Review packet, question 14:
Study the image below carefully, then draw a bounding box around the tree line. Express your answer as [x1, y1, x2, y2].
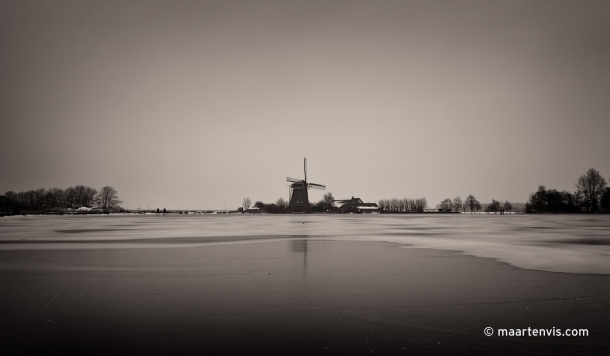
[431, 168, 609, 214]
[0, 185, 122, 215]
[377, 198, 428, 212]
[526, 168, 609, 213]
[436, 196, 513, 213]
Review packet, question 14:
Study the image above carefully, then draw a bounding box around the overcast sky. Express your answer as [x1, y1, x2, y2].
[1, 0, 609, 209]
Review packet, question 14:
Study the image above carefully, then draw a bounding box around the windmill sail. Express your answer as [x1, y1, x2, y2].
[308, 183, 326, 190]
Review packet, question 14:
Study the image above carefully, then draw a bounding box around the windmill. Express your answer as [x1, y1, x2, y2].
[286, 158, 326, 212]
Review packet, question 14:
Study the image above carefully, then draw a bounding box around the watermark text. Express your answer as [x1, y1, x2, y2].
[484, 327, 588, 337]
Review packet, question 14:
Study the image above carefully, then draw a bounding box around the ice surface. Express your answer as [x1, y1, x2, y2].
[1, 214, 609, 274]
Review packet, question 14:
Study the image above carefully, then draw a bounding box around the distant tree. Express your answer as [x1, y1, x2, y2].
[64, 187, 76, 208]
[486, 199, 500, 213]
[42, 190, 51, 208]
[575, 168, 607, 212]
[275, 197, 287, 212]
[19, 190, 34, 209]
[74, 185, 87, 207]
[397, 198, 403, 212]
[242, 197, 251, 211]
[439, 198, 452, 211]
[377, 197, 427, 213]
[601, 187, 610, 213]
[561, 191, 578, 213]
[492, 199, 500, 212]
[98, 186, 122, 210]
[254, 201, 265, 210]
[310, 200, 326, 213]
[35, 188, 46, 208]
[452, 197, 463, 213]
[16, 191, 24, 207]
[322, 192, 334, 212]
[3, 191, 18, 214]
[503, 201, 513, 213]
[404, 198, 412, 212]
[416, 197, 427, 212]
[0, 195, 9, 215]
[84, 187, 97, 207]
[4, 191, 17, 203]
[465, 195, 476, 213]
[391, 198, 398, 212]
[474, 200, 482, 213]
[573, 191, 585, 209]
[546, 189, 567, 213]
[265, 203, 280, 213]
[528, 185, 547, 213]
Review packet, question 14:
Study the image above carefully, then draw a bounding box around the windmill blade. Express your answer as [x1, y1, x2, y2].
[286, 177, 301, 183]
[304, 157, 307, 182]
[308, 183, 326, 190]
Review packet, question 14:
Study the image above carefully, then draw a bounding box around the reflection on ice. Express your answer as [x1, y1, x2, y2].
[1, 214, 609, 274]
[290, 239, 308, 275]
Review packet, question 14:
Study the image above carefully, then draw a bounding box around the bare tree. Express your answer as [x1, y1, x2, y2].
[98, 186, 122, 210]
[465, 195, 476, 213]
[322, 192, 334, 211]
[84, 187, 97, 207]
[378, 197, 427, 212]
[74, 185, 87, 207]
[414, 197, 427, 212]
[243, 197, 251, 211]
[41, 187, 61, 208]
[23, 190, 35, 207]
[503, 201, 513, 213]
[453, 196, 463, 213]
[274, 197, 288, 213]
[439, 198, 452, 211]
[35, 188, 46, 208]
[64, 187, 75, 208]
[474, 200, 482, 213]
[44, 189, 55, 208]
[486, 199, 500, 213]
[575, 168, 607, 212]
[275, 197, 287, 208]
[4, 191, 16, 202]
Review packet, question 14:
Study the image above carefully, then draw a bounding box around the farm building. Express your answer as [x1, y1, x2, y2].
[333, 197, 380, 213]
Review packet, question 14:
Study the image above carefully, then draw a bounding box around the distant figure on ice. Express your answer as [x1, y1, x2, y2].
[163, 208, 166, 216]
[156, 208, 160, 216]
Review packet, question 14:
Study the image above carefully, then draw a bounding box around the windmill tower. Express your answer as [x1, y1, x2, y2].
[286, 158, 326, 212]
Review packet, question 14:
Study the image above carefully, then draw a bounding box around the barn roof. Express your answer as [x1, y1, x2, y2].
[333, 197, 373, 208]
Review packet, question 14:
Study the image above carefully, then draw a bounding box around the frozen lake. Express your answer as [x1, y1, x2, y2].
[1, 214, 609, 275]
[2, 213, 609, 355]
